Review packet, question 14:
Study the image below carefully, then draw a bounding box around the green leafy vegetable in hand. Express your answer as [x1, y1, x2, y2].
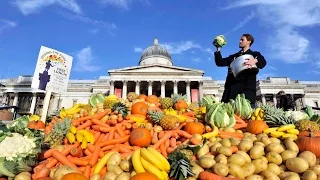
[213, 35, 227, 48]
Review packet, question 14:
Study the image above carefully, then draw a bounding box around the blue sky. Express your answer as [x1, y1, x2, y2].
[0, 0, 320, 81]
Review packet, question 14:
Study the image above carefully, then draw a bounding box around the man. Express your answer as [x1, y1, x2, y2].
[214, 34, 267, 107]
[278, 91, 294, 111]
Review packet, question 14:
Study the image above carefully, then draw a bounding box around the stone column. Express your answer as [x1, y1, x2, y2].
[173, 81, 178, 94]
[29, 93, 37, 114]
[273, 94, 277, 107]
[109, 81, 115, 95]
[12, 93, 19, 112]
[122, 81, 127, 99]
[148, 81, 153, 96]
[186, 81, 191, 102]
[1, 92, 7, 105]
[161, 81, 166, 98]
[302, 94, 306, 107]
[199, 81, 204, 101]
[135, 80, 140, 95]
[261, 94, 266, 105]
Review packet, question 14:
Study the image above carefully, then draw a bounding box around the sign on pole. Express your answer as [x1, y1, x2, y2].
[31, 46, 73, 122]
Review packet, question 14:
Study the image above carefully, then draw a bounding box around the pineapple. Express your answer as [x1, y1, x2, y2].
[295, 119, 320, 131]
[171, 93, 187, 104]
[112, 102, 129, 118]
[261, 105, 294, 127]
[160, 97, 173, 109]
[45, 118, 71, 148]
[104, 99, 117, 109]
[148, 110, 179, 130]
[168, 149, 195, 180]
[127, 92, 138, 102]
[188, 102, 199, 112]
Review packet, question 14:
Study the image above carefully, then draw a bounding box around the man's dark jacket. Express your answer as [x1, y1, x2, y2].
[214, 49, 267, 104]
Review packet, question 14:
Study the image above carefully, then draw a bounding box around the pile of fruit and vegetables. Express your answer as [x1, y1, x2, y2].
[1, 92, 320, 180]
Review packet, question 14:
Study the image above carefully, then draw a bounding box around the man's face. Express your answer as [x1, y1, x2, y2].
[239, 36, 251, 48]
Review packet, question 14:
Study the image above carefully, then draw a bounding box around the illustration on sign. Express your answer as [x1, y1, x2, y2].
[31, 46, 73, 94]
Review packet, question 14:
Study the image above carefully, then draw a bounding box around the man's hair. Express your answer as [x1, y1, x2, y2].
[242, 33, 254, 46]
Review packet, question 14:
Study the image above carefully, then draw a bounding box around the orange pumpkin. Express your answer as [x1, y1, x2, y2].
[129, 128, 152, 147]
[131, 102, 149, 116]
[174, 100, 188, 111]
[35, 178, 53, 180]
[184, 121, 205, 135]
[297, 130, 320, 157]
[246, 120, 268, 134]
[61, 173, 87, 180]
[130, 172, 159, 180]
[146, 95, 159, 103]
[138, 94, 147, 100]
[298, 130, 320, 137]
[28, 120, 45, 130]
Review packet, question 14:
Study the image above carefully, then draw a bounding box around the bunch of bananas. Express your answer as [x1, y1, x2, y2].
[164, 108, 187, 122]
[264, 124, 299, 140]
[132, 147, 170, 180]
[66, 126, 95, 149]
[251, 107, 264, 120]
[60, 104, 82, 119]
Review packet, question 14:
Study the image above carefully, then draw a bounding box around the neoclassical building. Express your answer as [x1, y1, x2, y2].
[0, 38, 320, 116]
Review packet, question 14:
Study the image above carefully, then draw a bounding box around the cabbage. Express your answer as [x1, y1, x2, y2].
[285, 111, 309, 122]
[213, 35, 227, 47]
[231, 94, 253, 119]
[205, 102, 235, 128]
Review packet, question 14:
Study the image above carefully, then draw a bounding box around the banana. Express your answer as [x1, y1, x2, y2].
[66, 132, 75, 144]
[140, 148, 165, 171]
[282, 133, 298, 140]
[132, 149, 145, 173]
[81, 138, 88, 149]
[202, 125, 218, 139]
[89, 133, 95, 144]
[140, 157, 164, 180]
[251, 116, 256, 120]
[76, 132, 83, 143]
[161, 171, 169, 180]
[65, 108, 81, 115]
[78, 130, 91, 142]
[147, 147, 170, 171]
[254, 108, 261, 117]
[270, 131, 285, 138]
[278, 124, 296, 132]
[256, 116, 262, 120]
[59, 108, 67, 119]
[264, 127, 279, 134]
[287, 129, 299, 135]
[69, 126, 77, 134]
[66, 103, 81, 112]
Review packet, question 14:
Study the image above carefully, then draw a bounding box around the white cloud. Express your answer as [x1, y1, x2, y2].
[192, 58, 201, 63]
[74, 46, 101, 72]
[13, 0, 82, 15]
[161, 41, 201, 54]
[97, 0, 150, 9]
[0, 19, 18, 33]
[134, 47, 143, 53]
[224, 11, 256, 35]
[89, 29, 99, 34]
[223, 0, 320, 64]
[258, 72, 276, 80]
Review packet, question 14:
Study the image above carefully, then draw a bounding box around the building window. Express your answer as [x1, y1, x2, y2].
[73, 99, 78, 106]
[314, 101, 319, 108]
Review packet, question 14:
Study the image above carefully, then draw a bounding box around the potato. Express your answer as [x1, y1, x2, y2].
[130, 171, 137, 177]
[192, 134, 203, 141]
[243, 132, 252, 137]
[279, 164, 287, 172]
[281, 150, 298, 161]
[266, 152, 282, 165]
[261, 136, 271, 146]
[186, 177, 197, 180]
[238, 140, 253, 152]
[254, 142, 265, 147]
[250, 145, 265, 159]
[197, 144, 209, 158]
[256, 133, 268, 141]
[198, 157, 216, 169]
[107, 165, 123, 175]
[284, 139, 299, 152]
[311, 165, 320, 175]
[236, 151, 251, 163]
[266, 143, 285, 153]
[90, 174, 101, 180]
[302, 170, 317, 180]
[115, 172, 130, 180]
[50, 168, 56, 179]
[228, 163, 245, 179]
[230, 139, 241, 146]
[53, 165, 77, 180]
[210, 143, 222, 152]
[107, 153, 121, 166]
[201, 154, 215, 159]
[221, 138, 231, 147]
[208, 137, 217, 143]
[119, 160, 132, 172]
[228, 154, 246, 166]
[224, 127, 235, 132]
[103, 172, 118, 180]
[217, 147, 232, 156]
[285, 157, 309, 173]
[215, 154, 228, 165]
[249, 135, 258, 142]
[267, 163, 281, 175]
[279, 172, 299, 180]
[261, 156, 268, 164]
[14, 172, 31, 180]
[213, 163, 229, 177]
[260, 170, 280, 180]
[191, 163, 204, 178]
[252, 159, 268, 174]
[299, 151, 317, 167]
[242, 162, 256, 177]
[246, 175, 264, 180]
[269, 138, 281, 144]
[317, 158, 320, 165]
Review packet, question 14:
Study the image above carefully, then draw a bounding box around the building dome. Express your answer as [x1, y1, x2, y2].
[139, 38, 173, 66]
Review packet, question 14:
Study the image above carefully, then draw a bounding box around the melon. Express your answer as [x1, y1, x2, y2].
[90, 93, 105, 107]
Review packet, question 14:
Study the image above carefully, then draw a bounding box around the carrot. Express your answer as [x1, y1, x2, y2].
[83, 165, 91, 179]
[153, 131, 173, 149]
[115, 125, 125, 137]
[119, 146, 131, 153]
[100, 127, 111, 133]
[84, 149, 93, 156]
[114, 132, 120, 139]
[101, 145, 115, 152]
[51, 150, 78, 170]
[160, 144, 167, 157]
[94, 131, 101, 142]
[166, 147, 175, 154]
[33, 163, 46, 173]
[87, 144, 104, 158]
[176, 130, 192, 139]
[230, 146, 238, 153]
[88, 146, 101, 167]
[218, 131, 244, 139]
[234, 114, 246, 124]
[190, 137, 202, 145]
[199, 171, 240, 180]
[100, 166, 107, 177]
[92, 118, 110, 128]
[121, 151, 134, 159]
[45, 143, 79, 168]
[152, 132, 158, 144]
[95, 134, 105, 146]
[76, 120, 92, 130]
[70, 147, 83, 158]
[78, 166, 86, 172]
[178, 122, 186, 130]
[33, 167, 50, 179]
[99, 135, 130, 147]
[233, 123, 247, 130]
[158, 131, 165, 139]
[77, 116, 94, 123]
[107, 127, 115, 140]
[94, 109, 111, 120]
[42, 148, 57, 159]
[182, 111, 196, 117]
[67, 155, 89, 166]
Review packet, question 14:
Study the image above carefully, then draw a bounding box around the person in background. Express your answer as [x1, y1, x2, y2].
[278, 91, 294, 111]
[214, 33, 267, 108]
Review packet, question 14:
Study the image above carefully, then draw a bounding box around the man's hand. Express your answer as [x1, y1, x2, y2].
[244, 57, 258, 68]
[215, 46, 221, 52]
